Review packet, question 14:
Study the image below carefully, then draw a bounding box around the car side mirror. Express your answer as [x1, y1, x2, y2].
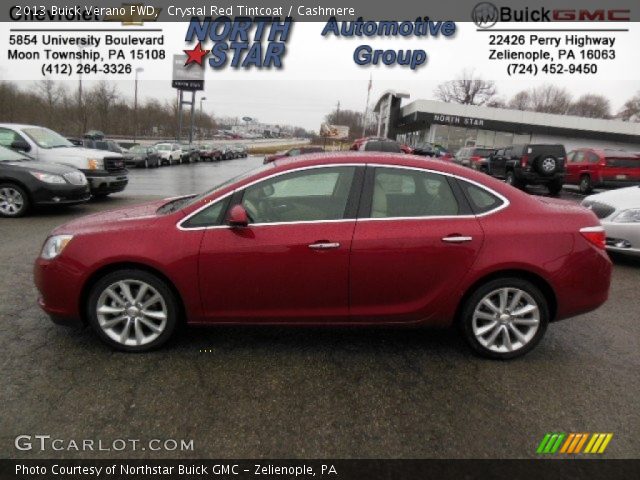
[228, 205, 249, 227]
[11, 140, 31, 152]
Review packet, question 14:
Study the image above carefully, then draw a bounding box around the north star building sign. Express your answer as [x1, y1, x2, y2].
[432, 114, 485, 127]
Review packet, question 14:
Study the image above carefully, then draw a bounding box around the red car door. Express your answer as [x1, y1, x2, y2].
[349, 166, 485, 324]
[565, 150, 588, 184]
[197, 165, 362, 322]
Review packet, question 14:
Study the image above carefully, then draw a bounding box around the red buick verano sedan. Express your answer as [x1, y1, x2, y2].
[34, 153, 612, 359]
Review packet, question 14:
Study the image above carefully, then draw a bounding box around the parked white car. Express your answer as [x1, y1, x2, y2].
[154, 143, 181, 166]
[0, 124, 128, 197]
[582, 186, 640, 257]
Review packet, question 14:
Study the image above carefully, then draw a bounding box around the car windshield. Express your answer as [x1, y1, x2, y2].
[156, 144, 170, 151]
[0, 145, 32, 162]
[22, 127, 73, 149]
[157, 163, 275, 214]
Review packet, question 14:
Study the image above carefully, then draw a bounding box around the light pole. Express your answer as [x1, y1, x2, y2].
[199, 96, 207, 139]
[133, 67, 144, 143]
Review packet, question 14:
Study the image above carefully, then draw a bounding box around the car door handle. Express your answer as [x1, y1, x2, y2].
[442, 235, 473, 243]
[308, 241, 341, 250]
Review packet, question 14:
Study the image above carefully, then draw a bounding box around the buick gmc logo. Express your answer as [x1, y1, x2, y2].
[471, 2, 630, 27]
[472, 2, 499, 29]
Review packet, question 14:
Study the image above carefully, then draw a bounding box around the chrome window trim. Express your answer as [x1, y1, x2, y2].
[176, 162, 510, 231]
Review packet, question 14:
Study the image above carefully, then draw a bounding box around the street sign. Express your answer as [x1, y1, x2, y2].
[172, 54, 204, 91]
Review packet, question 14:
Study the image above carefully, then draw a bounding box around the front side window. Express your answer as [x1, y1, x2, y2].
[181, 197, 230, 228]
[241, 167, 356, 224]
[0, 128, 22, 148]
[370, 168, 459, 218]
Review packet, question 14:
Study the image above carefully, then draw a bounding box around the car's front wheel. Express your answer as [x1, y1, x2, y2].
[87, 269, 179, 352]
[0, 183, 29, 217]
[505, 170, 522, 189]
[460, 278, 549, 360]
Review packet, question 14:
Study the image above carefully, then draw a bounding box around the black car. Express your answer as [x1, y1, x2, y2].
[488, 144, 566, 195]
[0, 146, 90, 217]
[360, 140, 402, 153]
[127, 145, 160, 168]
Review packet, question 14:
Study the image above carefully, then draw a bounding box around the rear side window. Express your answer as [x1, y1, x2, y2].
[370, 168, 459, 218]
[459, 180, 505, 214]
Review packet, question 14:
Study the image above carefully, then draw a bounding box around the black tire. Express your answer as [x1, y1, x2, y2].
[547, 179, 563, 196]
[87, 269, 179, 352]
[144, 158, 149, 169]
[92, 193, 110, 199]
[536, 155, 558, 176]
[460, 277, 549, 360]
[579, 175, 593, 194]
[0, 183, 30, 218]
[505, 170, 522, 189]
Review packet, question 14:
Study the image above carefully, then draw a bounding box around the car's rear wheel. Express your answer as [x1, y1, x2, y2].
[87, 269, 179, 352]
[0, 183, 29, 218]
[505, 170, 522, 189]
[547, 179, 563, 196]
[579, 175, 593, 194]
[461, 278, 549, 360]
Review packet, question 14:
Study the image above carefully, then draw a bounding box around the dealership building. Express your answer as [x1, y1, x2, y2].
[374, 91, 640, 154]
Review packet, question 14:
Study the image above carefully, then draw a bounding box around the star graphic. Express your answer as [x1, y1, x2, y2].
[183, 42, 210, 66]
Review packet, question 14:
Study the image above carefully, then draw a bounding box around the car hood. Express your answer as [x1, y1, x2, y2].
[584, 186, 640, 209]
[53, 198, 178, 234]
[45, 146, 123, 159]
[1, 160, 79, 174]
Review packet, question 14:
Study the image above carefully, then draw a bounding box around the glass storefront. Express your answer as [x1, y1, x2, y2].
[399, 123, 532, 153]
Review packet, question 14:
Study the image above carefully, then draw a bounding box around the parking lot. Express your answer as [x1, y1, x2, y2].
[1, 156, 638, 459]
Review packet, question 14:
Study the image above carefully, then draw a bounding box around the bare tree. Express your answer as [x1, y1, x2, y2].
[528, 85, 572, 114]
[567, 94, 611, 119]
[434, 69, 497, 106]
[508, 91, 532, 111]
[618, 91, 640, 122]
[89, 81, 120, 132]
[35, 80, 62, 124]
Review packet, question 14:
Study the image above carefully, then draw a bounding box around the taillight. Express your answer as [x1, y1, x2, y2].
[580, 226, 606, 250]
[521, 155, 529, 168]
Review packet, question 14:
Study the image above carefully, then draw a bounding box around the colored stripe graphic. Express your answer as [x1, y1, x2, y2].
[585, 433, 613, 454]
[537, 433, 565, 454]
[540, 433, 613, 455]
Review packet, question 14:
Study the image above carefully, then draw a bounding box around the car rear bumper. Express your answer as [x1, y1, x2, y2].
[602, 221, 640, 256]
[595, 179, 640, 188]
[516, 170, 564, 185]
[32, 183, 91, 206]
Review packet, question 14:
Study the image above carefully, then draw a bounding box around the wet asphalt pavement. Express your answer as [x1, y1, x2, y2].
[0, 156, 638, 459]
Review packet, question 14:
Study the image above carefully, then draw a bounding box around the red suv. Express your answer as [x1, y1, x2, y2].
[565, 148, 640, 193]
[34, 154, 611, 359]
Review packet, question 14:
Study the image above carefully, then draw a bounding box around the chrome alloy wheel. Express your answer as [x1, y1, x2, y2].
[472, 287, 540, 353]
[0, 187, 25, 216]
[96, 280, 168, 347]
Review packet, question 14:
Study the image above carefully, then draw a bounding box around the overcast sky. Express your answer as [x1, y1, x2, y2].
[30, 77, 639, 132]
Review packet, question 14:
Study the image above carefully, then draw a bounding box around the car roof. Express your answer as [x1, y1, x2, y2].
[579, 148, 639, 158]
[0, 123, 45, 130]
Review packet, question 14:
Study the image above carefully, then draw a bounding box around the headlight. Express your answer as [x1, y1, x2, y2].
[63, 171, 88, 186]
[88, 159, 99, 170]
[41, 235, 74, 260]
[612, 208, 640, 223]
[30, 171, 65, 184]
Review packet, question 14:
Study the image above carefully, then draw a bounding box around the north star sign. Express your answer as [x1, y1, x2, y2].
[432, 114, 485, 127]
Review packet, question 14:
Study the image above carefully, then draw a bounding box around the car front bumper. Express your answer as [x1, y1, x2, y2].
[82, 169, 129, 194]
[602, 221, 640, 257]
[34, 257, 84, 327]
[31, 183, 91, 206]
